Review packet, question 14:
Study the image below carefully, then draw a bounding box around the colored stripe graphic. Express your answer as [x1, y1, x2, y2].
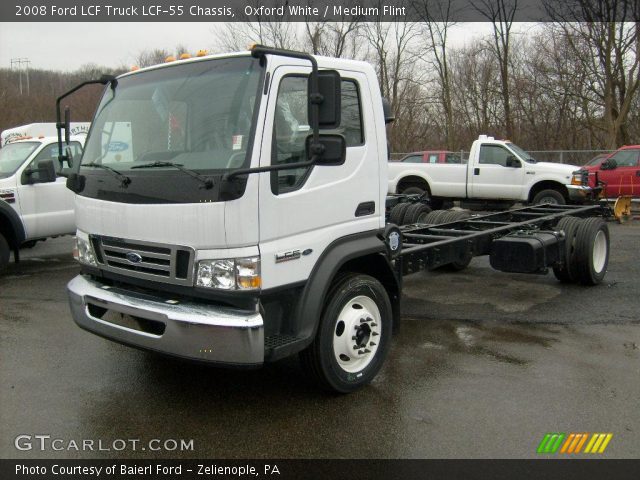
[585, 433, 614, 454]
[539, 433, 612, 454]
[537, 433, 565, 454]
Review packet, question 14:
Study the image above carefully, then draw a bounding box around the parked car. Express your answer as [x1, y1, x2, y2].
[388, 135, 580, 208]
[397, 150, 464, 164]
[0, 134, 84, 271]
[568, 145, 640, 201]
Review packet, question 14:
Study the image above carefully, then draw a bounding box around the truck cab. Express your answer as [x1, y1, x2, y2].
[66, 47, 395, 392]
[0, 136, 84, 270]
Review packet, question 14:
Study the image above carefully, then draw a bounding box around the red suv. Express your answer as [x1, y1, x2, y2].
[568, 145, 640, 201]
[398, 150, 463, 164]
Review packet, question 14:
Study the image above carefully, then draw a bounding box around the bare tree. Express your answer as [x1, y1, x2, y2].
[362, 14, 419, 151]
[412, 0, 457, 149]
[473, 0, 518, 139]
[135, 49, 170, 68]
[216, 0, 299, 51]
[545, 0, 640, 147]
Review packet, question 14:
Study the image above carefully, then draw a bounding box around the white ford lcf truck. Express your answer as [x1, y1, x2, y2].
[0, 134, 84, 271]
[388, 136, 580, 208]
[63, 46, 611, 392]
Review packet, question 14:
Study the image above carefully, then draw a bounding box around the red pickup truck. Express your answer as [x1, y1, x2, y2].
[398, 150, 463, 164]
[568, 145, 640, 201]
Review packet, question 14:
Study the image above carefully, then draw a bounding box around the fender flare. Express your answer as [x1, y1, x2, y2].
[294, 230, 399, 346]
[526, 178, 570, 202]
[0, 199, 26, 249]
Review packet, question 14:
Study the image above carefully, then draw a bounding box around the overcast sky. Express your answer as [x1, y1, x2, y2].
[0, 22, 517, 71]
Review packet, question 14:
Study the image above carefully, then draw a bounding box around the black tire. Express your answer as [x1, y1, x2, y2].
[403, 203, 432, 225]
[572, 218, 610, 285]
[299, 273, 393, 393]
[402, 186, 426, 196]
[389, 202, 411, 225]
[552, 216, 581, 283]
[0, 233, 10, 273]
[421, 210, 445, 225]
[533, 189, 566, 205]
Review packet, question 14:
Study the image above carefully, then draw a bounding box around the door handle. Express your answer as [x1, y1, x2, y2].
[474, 168, 480, 175]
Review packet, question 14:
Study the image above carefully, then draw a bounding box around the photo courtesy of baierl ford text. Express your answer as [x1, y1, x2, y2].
[1, 1, 639, 479]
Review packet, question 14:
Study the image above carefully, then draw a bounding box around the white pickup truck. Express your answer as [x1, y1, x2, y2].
[0, 134, 85, 271]
[388, 135, 580, 208]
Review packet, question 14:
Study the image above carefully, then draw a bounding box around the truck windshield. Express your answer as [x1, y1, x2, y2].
[78, 56, 263, 203]
[507, 143, 537, 164]
[0, 142, 40, 178]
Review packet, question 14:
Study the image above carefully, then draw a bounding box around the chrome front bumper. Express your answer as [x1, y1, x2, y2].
[67, 275, 264, 365]
[567, 184, 601, 202]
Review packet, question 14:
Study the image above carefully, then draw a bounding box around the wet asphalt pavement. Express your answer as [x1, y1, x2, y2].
[1, 223, 639, 459]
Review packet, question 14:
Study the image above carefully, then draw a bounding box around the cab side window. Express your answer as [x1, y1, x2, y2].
[401, 154, 423, 163]
[25, 142, 83, 182]
[609, 149, 639, 167]
[479, 145, 512, 167]
[271, 76, 364, 194]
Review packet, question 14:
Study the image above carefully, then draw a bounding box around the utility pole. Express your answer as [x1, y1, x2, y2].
[10, 58, 31, 95]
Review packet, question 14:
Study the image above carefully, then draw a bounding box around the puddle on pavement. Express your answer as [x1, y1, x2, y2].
[396, 317, 559, 367]
[403, 271, 562, 313]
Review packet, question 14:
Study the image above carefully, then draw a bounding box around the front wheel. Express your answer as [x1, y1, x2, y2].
[299, 274, 393, 393]
[533, 189, 566, 205]
[0, 233, 10, 273]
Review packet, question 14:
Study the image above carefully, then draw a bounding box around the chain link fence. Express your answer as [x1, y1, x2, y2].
[390, 150, 615, 166]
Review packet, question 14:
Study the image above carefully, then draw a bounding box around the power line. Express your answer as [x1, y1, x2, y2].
[11, 58, 31, 95]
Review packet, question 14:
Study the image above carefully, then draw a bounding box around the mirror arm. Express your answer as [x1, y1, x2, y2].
[56, 75, 117, 163]
[224, 156, 318, 181]
[250, 45, 321, 151]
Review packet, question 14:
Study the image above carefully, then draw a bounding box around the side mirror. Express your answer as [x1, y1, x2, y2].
[310, 70, 341, 129]
[306, 134, 346, 166]
[66, 173, 86, 193]
[25, 159, 57, 184]
[506, 156, 521, 168]
[601, 159, 617, 170]
[382, 97, 395, 124]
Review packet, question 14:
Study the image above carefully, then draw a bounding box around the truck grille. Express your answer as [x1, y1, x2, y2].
[91, 236, 194, 286]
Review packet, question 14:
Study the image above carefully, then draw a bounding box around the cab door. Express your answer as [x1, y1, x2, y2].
[599, 148, 640, 197]
[257, 65, 380, 290]
[17, 142, 80, 239]
[468, 144, 525, 199]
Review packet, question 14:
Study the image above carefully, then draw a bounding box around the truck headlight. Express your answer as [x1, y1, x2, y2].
[571, 170, 588, 186]
[73, 233, 97, 266]
[196, 257, 261, 290]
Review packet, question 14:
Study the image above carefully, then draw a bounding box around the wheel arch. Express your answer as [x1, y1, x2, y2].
[0, 200, 26, 259]
[528, 180, 569, 203]
[397, 175, 431, 195]
[294, 231, 401, 349]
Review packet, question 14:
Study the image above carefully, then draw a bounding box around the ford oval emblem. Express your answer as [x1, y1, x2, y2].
[126, 252, 143, 264]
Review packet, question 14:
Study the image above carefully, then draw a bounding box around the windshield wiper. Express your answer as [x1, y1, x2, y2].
[131, 161, 213, 189]
[82, 162, 131, 187]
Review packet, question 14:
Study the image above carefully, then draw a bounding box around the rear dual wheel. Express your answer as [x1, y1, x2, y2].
[388, 202, 432, 225]
[553, 217, 609, 285]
